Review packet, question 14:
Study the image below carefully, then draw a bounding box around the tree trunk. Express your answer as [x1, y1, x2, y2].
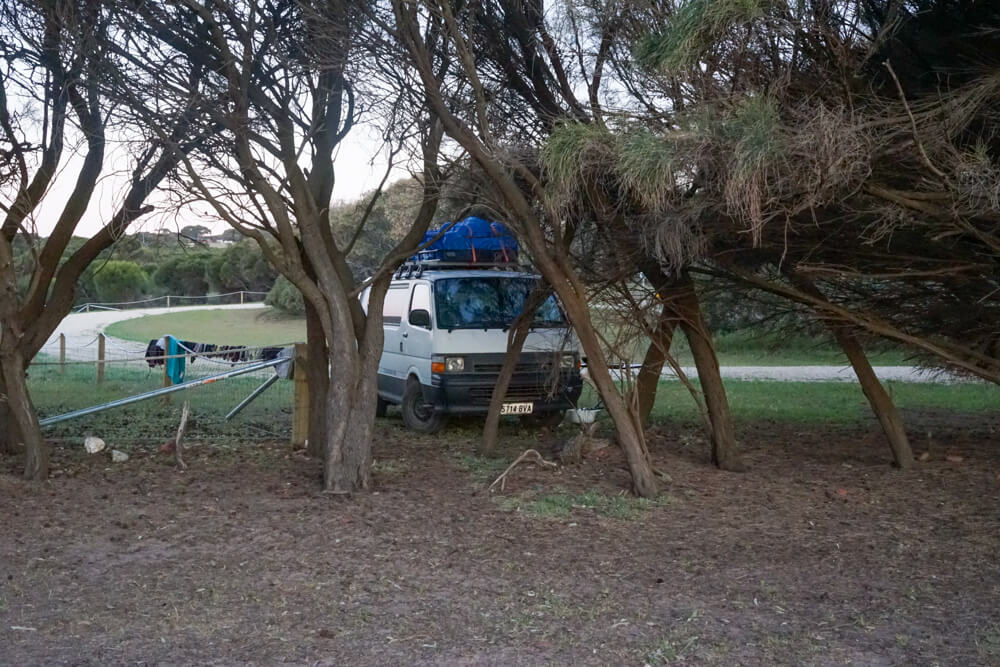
[0, 348, 47, 480]
[304, 301, 328, 459]
[482, 283, 552, 455]
[634, 304, 678, 428]
[481, 321, 531, 455]
[0, 372, 23, 456]
[557, 285, 659, 497]
[321, 355, 376, 493]
[670, 276, 744, 471]
[789, 273, 914, 468]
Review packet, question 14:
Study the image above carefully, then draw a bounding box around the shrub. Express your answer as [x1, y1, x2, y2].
[266, 275, 305, 316]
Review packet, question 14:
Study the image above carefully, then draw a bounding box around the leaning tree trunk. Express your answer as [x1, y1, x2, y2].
[670, 276, 744, 471]
[482, 284, 552, 454]
[304, 301, 329, 459]
[0, 347, 47, 480]
[635, 304, 678, 428]
[789, 273, 913, 468]
[553, 280, 659, 497]
[482, 318, 532, 455]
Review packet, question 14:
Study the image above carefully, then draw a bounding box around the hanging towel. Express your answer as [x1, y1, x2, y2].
[166, 335, 186, 384]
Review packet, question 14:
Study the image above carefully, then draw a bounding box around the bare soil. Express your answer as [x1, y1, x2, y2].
[2, 411, 999, 665]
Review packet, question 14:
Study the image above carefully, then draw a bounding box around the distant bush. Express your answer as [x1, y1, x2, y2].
[153, 253, 212, 296]
[266, 275, 305, 316]
[93, 260, 148, 303]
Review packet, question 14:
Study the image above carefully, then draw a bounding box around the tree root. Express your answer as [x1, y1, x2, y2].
[488, 448, 557, 493]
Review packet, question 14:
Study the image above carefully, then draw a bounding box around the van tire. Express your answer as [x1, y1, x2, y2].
[402, 378, 445, 433]
[375, 396, 389, 418]
[520, 410, 565, 429]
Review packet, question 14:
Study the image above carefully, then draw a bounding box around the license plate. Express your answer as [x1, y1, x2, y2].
[500, 402, 534, 415]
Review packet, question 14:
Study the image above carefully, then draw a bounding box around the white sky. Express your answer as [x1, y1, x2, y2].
[31, 121, 409, 238]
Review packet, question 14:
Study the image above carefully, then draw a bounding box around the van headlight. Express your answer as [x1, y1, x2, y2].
[445, 356, 465, 372]
[560, 353, 577, 369]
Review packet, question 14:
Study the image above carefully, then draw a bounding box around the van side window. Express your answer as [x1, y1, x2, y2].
[383, 284, 410, 326]
[410, 283, 430, 316]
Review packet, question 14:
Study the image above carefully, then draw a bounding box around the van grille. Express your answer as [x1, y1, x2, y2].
[467, 384, 557, 405]
[472, 360, 553, 374]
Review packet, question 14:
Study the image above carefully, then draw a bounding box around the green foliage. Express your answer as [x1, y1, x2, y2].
[153, 253, 213, 296]
[331, 178, 426, 277]
[265, 275, 305, 316]
[720, 96, 786, 172]
[636, 0, 772, 72]
[541, 121, 615, 187]
[617, 128, 682, 206]
[92, 260, 148, 303]
[209, 240, 277, 292]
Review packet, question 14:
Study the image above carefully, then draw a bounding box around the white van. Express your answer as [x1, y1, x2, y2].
[361, 265, 583, 433]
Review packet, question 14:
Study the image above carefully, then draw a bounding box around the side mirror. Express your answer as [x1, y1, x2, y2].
[408, 308, 431, 328]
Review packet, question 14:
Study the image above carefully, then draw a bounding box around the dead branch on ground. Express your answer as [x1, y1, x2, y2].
[488, 449, 557, 493]
[174, 401, 189, 470]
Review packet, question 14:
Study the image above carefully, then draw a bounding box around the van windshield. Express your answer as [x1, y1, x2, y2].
[433, 277, 566, 330]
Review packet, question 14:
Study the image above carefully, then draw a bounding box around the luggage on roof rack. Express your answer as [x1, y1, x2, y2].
[412, 216, 518, 265]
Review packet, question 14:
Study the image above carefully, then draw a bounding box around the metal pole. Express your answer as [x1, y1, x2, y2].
[225, 374, 279, 421]
[59, 334, 66, 375]
[39, 357, 286, 427]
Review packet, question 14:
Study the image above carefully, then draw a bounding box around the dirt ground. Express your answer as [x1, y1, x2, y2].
[2, 411, 999, 666]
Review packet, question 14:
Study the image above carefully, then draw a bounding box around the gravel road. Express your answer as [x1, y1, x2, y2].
[40, 303, 267, 362]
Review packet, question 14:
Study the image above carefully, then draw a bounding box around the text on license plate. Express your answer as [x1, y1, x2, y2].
[500, 402, 534, 415]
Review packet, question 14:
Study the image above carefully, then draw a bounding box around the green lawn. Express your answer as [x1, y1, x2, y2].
[105, 308, 306, 347]
[579, 379, 1000, 424]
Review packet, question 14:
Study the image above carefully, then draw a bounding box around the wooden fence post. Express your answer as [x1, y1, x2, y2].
[162, 350, 172, 405]
[240, 291, 245, 305]
[166, 295, 171, 309]
[59, 334, 66, 375]
[97, 334, 105, 384]
[291, 342, 309, 449]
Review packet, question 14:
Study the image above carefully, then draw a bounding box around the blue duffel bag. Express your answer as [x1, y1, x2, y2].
[414, 216, 518, 264]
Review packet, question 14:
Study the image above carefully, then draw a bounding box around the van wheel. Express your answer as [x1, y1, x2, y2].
[375, 396, 389, 418]
[402, 378, 445, 433]
[520, 410, 564, 429]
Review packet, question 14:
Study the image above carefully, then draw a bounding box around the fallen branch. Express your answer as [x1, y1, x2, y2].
[174, 401, 190, 470]
[488, 449, 557, 493]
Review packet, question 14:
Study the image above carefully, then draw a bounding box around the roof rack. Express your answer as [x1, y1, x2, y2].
[393, 261, 524, 280]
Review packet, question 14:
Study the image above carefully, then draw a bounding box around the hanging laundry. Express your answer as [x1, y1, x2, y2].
[145, 339, 165, 368]
[260, 347, 282, 361]
[165, 335, 186, 384]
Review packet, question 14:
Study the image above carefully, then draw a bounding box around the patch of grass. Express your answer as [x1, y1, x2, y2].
[29, 352, 293, 445]
[645, 634, 702, 665]
[105, 307, 305, 347]
[498, 489, 675, 520]
[598, 323, 910, 366]
[579, 379, 1000, 424]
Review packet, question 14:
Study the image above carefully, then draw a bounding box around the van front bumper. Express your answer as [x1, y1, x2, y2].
[423, 370, 583, 415]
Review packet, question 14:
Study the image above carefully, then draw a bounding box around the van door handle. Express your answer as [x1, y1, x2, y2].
[399, 341, 403, 352]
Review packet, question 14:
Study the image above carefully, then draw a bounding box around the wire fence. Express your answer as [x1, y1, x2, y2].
[30, 339, 296, 449]
[72, 290, 269, 312]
